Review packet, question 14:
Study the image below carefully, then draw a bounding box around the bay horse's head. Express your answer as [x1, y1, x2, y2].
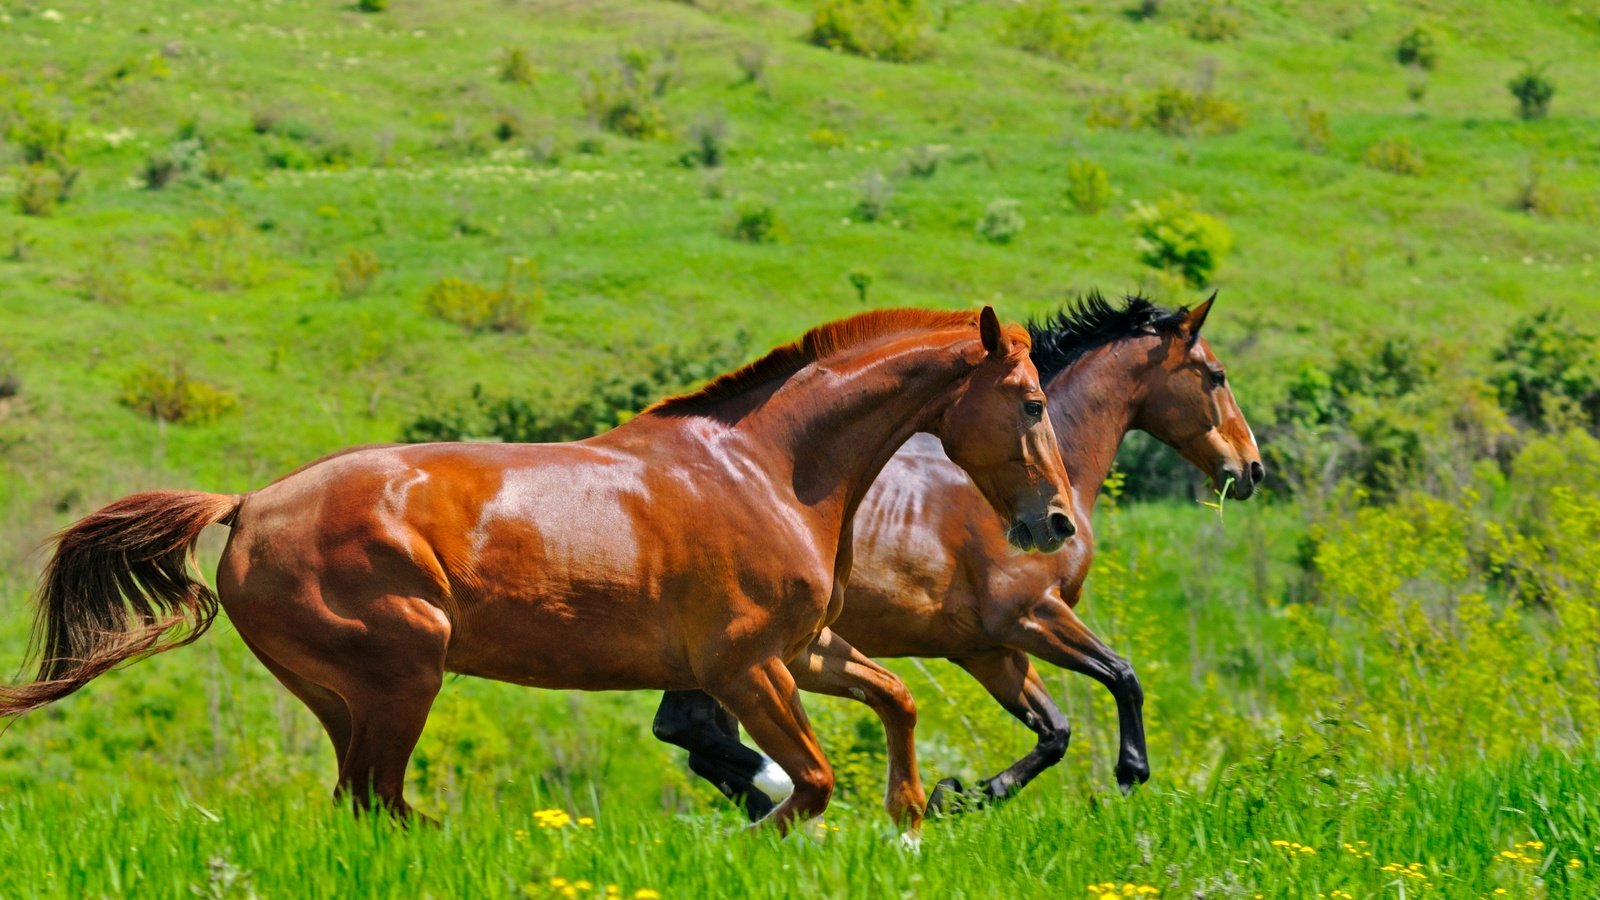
[1132, 294, 1264, 500]
[941, 307, 1077, 553]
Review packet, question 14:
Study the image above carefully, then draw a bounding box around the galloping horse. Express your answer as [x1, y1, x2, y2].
[0, 307, 1075, 836]
[653, 293, 1263, 817]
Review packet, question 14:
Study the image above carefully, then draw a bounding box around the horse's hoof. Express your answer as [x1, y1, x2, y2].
[926, 777, 975, 815]
[1115, 761, 1151, 796]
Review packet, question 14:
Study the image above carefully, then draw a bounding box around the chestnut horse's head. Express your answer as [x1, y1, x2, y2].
[940, 307, 1076, 553]
[1132, 294, 1264, 500]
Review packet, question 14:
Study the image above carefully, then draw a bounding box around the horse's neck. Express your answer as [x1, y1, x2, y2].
[1047, 342, 1144, 515]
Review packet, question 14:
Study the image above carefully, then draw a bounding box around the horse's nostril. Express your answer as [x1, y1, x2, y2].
[1249, 460, 1265, 486]
[1048, 511, 1075, 541]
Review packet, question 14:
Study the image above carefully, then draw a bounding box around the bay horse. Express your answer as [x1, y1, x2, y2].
[0, 307, 1075, 837]
[653, 292, 1262, 817]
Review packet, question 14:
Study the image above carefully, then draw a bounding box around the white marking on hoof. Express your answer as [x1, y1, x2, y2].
[898, 831, 922, 853]
[753, 757, 794, 802]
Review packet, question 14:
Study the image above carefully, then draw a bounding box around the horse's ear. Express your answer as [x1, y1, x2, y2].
[1184, 292, 1217, 344]
[979, 305, 1010, 357]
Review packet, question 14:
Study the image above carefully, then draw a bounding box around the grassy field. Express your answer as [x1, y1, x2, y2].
[2, 0, 1599, 896]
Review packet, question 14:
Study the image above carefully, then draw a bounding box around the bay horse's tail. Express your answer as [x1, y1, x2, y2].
[0, 490, 240, 717]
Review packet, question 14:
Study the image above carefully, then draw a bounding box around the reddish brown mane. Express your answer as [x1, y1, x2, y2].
[651, 308, 1029, 414]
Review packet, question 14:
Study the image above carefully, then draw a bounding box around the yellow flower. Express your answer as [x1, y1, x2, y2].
[1570, 858, 1583, 869]
[634, 891, 662, 900]
[550, 877, 568, 888]
[575, 881, 593, 891]
[578, 816, 596, 827]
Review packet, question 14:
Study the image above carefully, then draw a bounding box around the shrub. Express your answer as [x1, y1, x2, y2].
[1000, 0, 1095, 62]
[848, 268, 873, 303]
[118, 361, 237, 425]
[1363, 136, 1425, 176]
[7, 108, 70, 165]
[1065, 159, 1112, 214]
[334, 249, 380, 298]
[734, 44, 769, 85]
[1508, 64, 1555, 120]
[1287, 101, 1330, 153]
[903, 143, 941, 178]
[401, 335, 751, 444]
[809, 0, 931, 63]
[1490, 307, 1600, 430]
[679, 114, 727, 168]
[851, 170, 894, 222]
[580, 51, 674, 140]
[1188, 1, 1242, 42]
[1404, 68, 1428, 104]
[493, 112, 522, 143]
[1143, 84, 1244, 136]
[977, 199, 1024, 244]
[500, 47, 536, 85]
[422, 258, 543, 333]
[142, 139, 204, 190]
[1395, 26, 1436, 70]
[14, 166, 69, 217]
[809, 127, 848, 150]
[357, 0, 387, 11]
[1127, 193, 1231, 286]
[1514, 157, 1561, 217]
[725, 195, 786, 243]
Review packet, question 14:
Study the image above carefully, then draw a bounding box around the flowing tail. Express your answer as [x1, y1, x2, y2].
[0, 490, 240, 716]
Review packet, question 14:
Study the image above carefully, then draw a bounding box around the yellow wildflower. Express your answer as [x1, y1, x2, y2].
[1569, 858, 1583, 869]
[578, 816, 596, 827]
[634, 891, 662, 900]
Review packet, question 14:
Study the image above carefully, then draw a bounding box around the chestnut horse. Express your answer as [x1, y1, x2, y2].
[0, 307, 1075, 836]
[653, 293, 1262, 817]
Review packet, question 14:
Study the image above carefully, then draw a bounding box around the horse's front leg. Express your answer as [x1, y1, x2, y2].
[703, 656, 835, 834]
[788, 628, 926, 839]
[1002, 596, 1149, 792]
[927, 650, 1069, 813]
[651, 690, 786, 821]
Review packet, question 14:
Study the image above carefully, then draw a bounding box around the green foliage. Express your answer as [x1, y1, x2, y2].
[902, 143, 941, 178]
[1513, 157, 1561, 217]
[1091, 84, 1244, 137]
[734, 44, 769, 86]
[117, 361, 238, 425]
[500, 47, 536, 85]
[850, 170, 894, 222]
[678, 114, 727, 168]
[1000, 0, 1096, 62]
[848, 268, 873, 302]
[5, 105, 70, 166]
[13, 165, 73, 217]
[580, 49, 675, 140]
[169, 213, 269, 292]
[1489, 306, 1600, 430]
[1127, 193, 1231, 286]
[333, 248, 380, 298]
[357, 0, 388, 11]
[809, 0, 931, 63]
[142, 138, 204, 190]
[724, 194, 786, 243]
[808, 127, 848, 150]
[1508, 63, 1555, 120]
[1064, 158, 1112, 214]
[402, 335, 750, 444]
[1187, 1, 1243, 43]
[976, 198, 1024, 244]
[1395, 26, 1437, 70]
[1363, 136, 1425, 176]
[421, 259, 543, 333]
[1286, 100, 1330, 153]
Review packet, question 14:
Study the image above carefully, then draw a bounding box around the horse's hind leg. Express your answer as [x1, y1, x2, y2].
[337, 670, 442, 822]
[240, 634, 353, 771]
[652, 691, 782, 821]
[702, 656, 833, 835]
[927, 650, 1068, 813]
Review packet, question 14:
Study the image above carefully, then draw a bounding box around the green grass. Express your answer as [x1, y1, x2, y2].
[2, 1, 1600, 896]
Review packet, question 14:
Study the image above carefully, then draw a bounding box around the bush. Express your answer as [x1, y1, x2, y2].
[1363, 136, 1425, 176]
[851, 170, 894, 222]
[848, 269, 873, 303]
[1514, 157, 1561, 217]
[734, 44, 769, 86]
[1395, 26, 1437, 70]
[1065, 159, 1112, 214]
[1127, 193, 1231, 286]
[118, 361, 237, 425]
[6, 108, 70, 166]
[678, 114, 727, 168]
[902, 144, 941, 178]
[422, 259, 543, 333]
[977, 199, 1024, 244]
[1490, 307, 1600, 430]
[1508, 64, 1555, 120]
[1000, 0, 1095, 62]
[357, 0, 387, 11]
[580, 50, 675, 140]
[809, 127, 848, 150]
[725, 195, 786, 243]
[334, 249, 380, 298]
[401, 335, 751, 444]
[14, 166, 71, 217]
[1286, 101, 1330, 153]
[500, 47, 536, 85]
[1187, 1, 1243, 42]
[809, 0, 931, 63]
[1143, 84, 1244, 136]
[142, 139, 204, 190]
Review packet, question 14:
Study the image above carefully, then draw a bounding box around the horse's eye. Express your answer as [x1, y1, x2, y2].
[1210, 370, 1227, 387]
[1023, 400, 1045, 418]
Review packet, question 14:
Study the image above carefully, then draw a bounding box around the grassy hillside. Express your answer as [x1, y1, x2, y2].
[1, 1, 1598, 897]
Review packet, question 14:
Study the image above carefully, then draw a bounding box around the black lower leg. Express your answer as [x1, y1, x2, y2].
[654, 690, 776, 821]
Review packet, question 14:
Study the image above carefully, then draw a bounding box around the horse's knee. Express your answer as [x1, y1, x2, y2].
[870, 676, 917, 728]
[1038, 725, 1070, 765]
[1110, 659, 1143, 707]
[788, 766, 834, 817]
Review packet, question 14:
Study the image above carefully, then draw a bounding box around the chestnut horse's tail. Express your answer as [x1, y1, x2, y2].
[0, 490, 240, 717]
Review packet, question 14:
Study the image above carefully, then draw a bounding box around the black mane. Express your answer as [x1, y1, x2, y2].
[1027, 290, 1189, 384]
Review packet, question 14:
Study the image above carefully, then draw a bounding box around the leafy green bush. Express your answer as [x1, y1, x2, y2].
[401, 335, 751, 444]
[422, 259, 543, 333]
[357, 0, 388, 12]
[6, 107, 70, 166]
[902, 143, 941, 178]
[809, 0, 931, 63]
[678, 114, 727, 168]
[500, 47, 536, 85]
[1508, 64, 1555, 120]
[1363, 136, 1425, 176]
[1127, 193, 1231, 286]
[976, 199, 1024, 244]
[14, 166, 69, 217]
[118, 362, 237, 425]
[142, 139, 204, 190]
[1188, 1, 1242, 42]
[1490, 307, 1599, 430]
[1000, 0, 1095, 61]
[581, 61, 669, 140]
[1395, 26, 1437, 70]
[851, 170, 894, 222]
[1092, 84, 1244, 137]
[725, 195, 786, 243]
[333, 249, 380, 299]
[1065, 159, 1112, 214]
